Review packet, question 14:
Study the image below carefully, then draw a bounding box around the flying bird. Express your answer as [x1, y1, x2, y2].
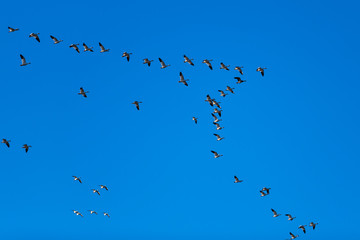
[234, 66, 244, 75]
[20, 54, 30, 66]
[83, 43, 93, 52]
[256, 67, 267, 76]
[218, 90, 228, 97]
[88, 210, 98, 215]
[8, 27, 19, 32]
[211, 113, 221, 123]
[213, 133, 224, 141]
[211, 150, 223, 158]
[159, 58, 170, 69]
[234, 77, 246, 84]
[213, 122, 224, 130]
[260, 190, 267, 197]
[143, 58, 153, 66]
[192, 117, 198, 124]
[220, 62, 230, 70]
[289, 232, 299, 240]
[309, 222, 318, 230]
[72, 176, 82, 183]
[122, 52, 132, 61]
[99, 185, 108, 191]
[213, 108, 222, 117]
[78, 87, 89, 98]
[212, 100, 221, 109]
[104, 212, 110, 218]
[132, 101, 142, 110]
[261, 187, 271, 195]
[179, 72, 189, 86]
[285, 214, 296, 221]
[234, 176, 243, 183]
[91, 189, 100, 195]
[225, 86, 235, 94]
[99, 42, 110, 52]
[69, 44, 80, 53]
[22, 144, 31, 153]
[1, 139, 10, 148]
[73, 210, 83, 217]
[271, 209, 281, 217]
[50, 35, 63, 44]
[183, 55, 194, 66]
[29, 33, 40, 42]
[205, 95, 214, 106]
[298, 225, 306, 234]
[202, 59, 213, 70]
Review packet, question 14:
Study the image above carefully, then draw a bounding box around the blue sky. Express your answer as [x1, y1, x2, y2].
[1, 0, 360, 239]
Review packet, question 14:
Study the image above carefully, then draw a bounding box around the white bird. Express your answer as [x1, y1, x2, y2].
[234, 176, 243, 183]
[218, 90, 228, 97]
[88, 210, 98, 215]
[225, 86, 235, 94]
[159, 58, 170, 68]
[1, 139, 10, 148]
[213, 122, 224, 130]
[271, 208, 281, 217]
[91, 189, 100, 195]
[211, 150, 223, 158]
[213, 133, 224, 141]
[309, 222, 318, 230]
[122, 52, 132, 61]
[179, 72, 189, 86]
[22, 144, 31, 153]
[143, 58, 153, 66]
[213, 108, 222, 117]
[20, 54, 30, 66]
[99, 42, 110, 52]
[220, 62, 230, 70]
[202, 59, 213, 70]
[78, 87, 89, 98]
[69, 44, 80, 53]
[234, 77, 246, 84]
[72, 176, 82, 183]
[211, 113, 221, 123]
[132, 101, 142, 110]
[99, 185, 108, 191]
[289, 232, 299, 239]
[29, 33, 40, 42]
[256, 67, 266, 76]
[234, 66, 244, 75]
[183, 55, 194, 66]
[285, 214, 296, 221]
[104, 212, 110, 218]
[8, 27, 19, 32]
[83, 43, 93, 52]
[298, 225, 307, 234]
[192, 117, 198, 124]
[50, 35, 63, 44]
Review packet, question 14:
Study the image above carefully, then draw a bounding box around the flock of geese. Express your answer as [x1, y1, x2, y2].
[6, 25, 319, 238]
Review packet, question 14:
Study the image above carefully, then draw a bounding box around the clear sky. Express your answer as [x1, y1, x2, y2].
[1, 0, 360, 239]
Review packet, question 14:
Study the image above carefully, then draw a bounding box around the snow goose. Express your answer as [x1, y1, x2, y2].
[20, 54, 30, 66]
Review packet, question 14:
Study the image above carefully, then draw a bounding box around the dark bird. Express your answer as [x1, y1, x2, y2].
[271, 209, 281, 217]
[260, 190, 267, 197]
[78, 87, 89, 98]
[183, 55, 194, 66]
[29, 33, 40, 42]
[132, 101, 142, 110]
[22, 144, 31, 153]
[234, 77, 246, 84]
[225, 86, 235, 94]
[73, 210, 83, 217]
[20, 54, 30, 66]
[143, 58, 153, 66]
[159, 58, 170, 69]
[309, 222, 318, 230]
[2, 139, 10, 148]
[8, 27, 19, 32]
[91, 189, 100, 195]
[99, 185, 108, 191]
[202, 59, 213, 70]
[256, 67, 266, 76]
[261, 187, 271, 195]
[179, 72, 189, 86]
[69, 44, 80, 53]
[213, 122, 224, 130]
[285, 214, 296, 221]
[298, 225, 306, 234]
[234, 66, 244, 75]
[211, 150, 223, 158]
[192, 117, 198, 124]
[122, 52, 132, 61]
[213, 133, 224, 141]
[83, 43, 93, 52]
[72, 176, 82, 183]
[205, 95, 214, 106]
[213, 108, 222, 117]
[212, 100, 221, 109]
[50, 35, 63, 44]
[211, 113, 221, 123]
[218, 90, 228, 97]
[289, 232, 299, 239]
[220, 62, 230, 70]
[234, 176, 243, 183]
[99, 42, 110, 52]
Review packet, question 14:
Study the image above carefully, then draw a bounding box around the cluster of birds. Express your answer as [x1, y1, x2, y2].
[7, 26, 319, 238]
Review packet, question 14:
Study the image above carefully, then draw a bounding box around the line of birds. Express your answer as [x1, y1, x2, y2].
[7, 26, 318, 238]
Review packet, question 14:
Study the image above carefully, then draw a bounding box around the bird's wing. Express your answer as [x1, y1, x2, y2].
[99, 42, 105, 50]
[179, 72, 184, 81]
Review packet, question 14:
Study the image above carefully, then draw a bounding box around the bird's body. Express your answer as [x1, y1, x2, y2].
[122, 52, 132, 61]
[8, 27, 19, 32]
[143, 58, 153, 66]
[20, 54, 30, 66]
[234, 66, 244, 75]
[50, 35, 63, 44]
[220, 62, 230, 70]
[29, 33, 40, 42]
[132, 101, 142, 110]
[72, 176, 82, 183]
[234, 77, 246, 84]
[192, 117, 198, 124]
[99, 42, 110, 52]
[69, 44, 80, 53]
[211, 150, 223, 158]
[179, 72, 189, 86]
[256, 67, 266, 76]
[159, 58, 170, 68]
[78, 87, 89, 98]
[83, 43, 93, 52]
[183, 55, 194, 66]
[271, 208, 281, 217]
[2, 139, 10, 148]
[202, 59, 213, 70]
[234, 176, 243, 183]
[22, 144, 31, 153]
